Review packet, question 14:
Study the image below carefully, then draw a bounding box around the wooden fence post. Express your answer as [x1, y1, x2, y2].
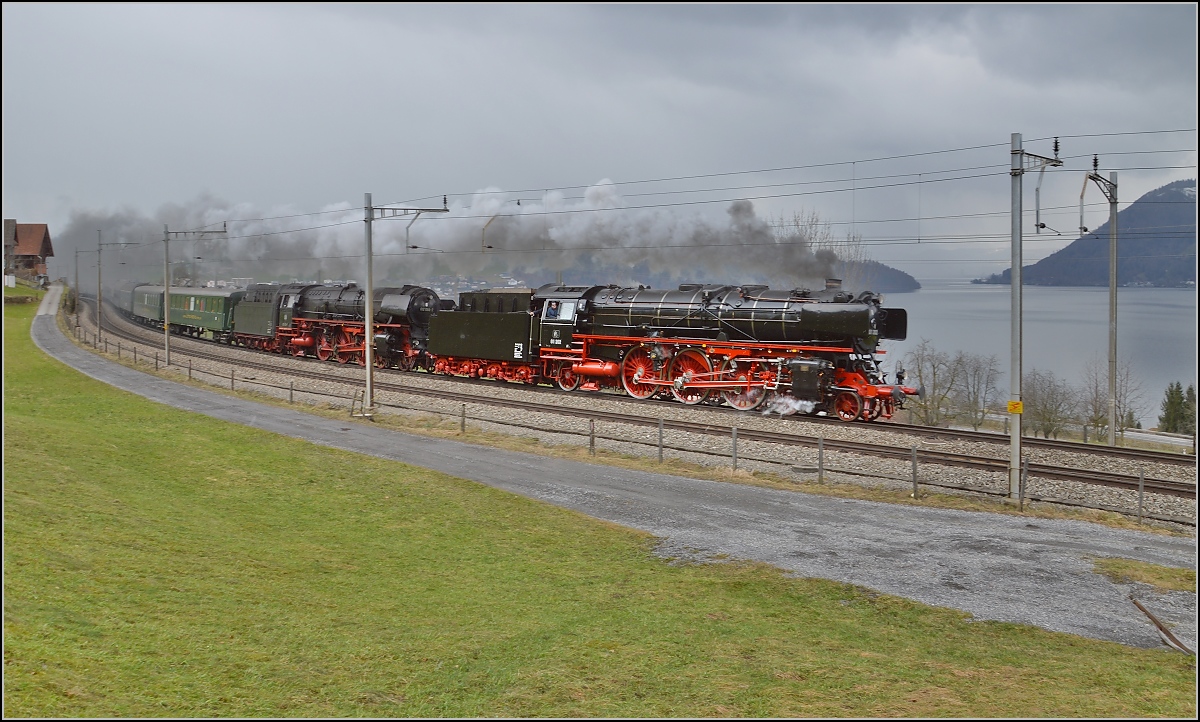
[731, 426, 738, 472]
[818, 436, 824, 484]
[658, 418, 664, 463]
[911, 447, 919, 499]
[1138, 467, 1145, 524]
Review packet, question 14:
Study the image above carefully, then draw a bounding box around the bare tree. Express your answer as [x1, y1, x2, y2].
[1024, 368, 1077, 439]
[1079, 354, 1146, 441]
[903, 339, 962, 427]
[774, 211, 874, 289]
[829, 231, 872, 290]
[776, 210, 835, 245]
[1078, 356, 1110, 441]
[1115, 359, 1146, 439]
[952, 351, 1002, 430]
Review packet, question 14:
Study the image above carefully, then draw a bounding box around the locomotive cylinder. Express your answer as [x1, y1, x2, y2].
[571, 360, 621, 377]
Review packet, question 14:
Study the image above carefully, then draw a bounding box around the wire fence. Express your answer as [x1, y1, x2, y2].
[67, 317, 1194, 528]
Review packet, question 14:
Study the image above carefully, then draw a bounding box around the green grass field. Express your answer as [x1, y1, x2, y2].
[4, 299, 1196, 717]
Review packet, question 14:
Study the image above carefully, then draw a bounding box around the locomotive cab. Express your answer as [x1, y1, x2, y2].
[278, 289, 304, 328]
[533, 284, 608, 350]
[540, 299, 579, 348]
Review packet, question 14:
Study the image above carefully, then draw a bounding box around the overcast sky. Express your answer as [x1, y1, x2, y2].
[3, 3, 1196, 286]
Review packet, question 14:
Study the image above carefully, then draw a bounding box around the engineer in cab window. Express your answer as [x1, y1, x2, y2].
[546, 300, 560, 319]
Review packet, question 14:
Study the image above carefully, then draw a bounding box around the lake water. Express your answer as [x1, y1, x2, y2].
[877, 280, 1198, 428]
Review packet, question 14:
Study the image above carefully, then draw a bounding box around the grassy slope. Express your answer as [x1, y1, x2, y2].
[4, 300, 1195, 717]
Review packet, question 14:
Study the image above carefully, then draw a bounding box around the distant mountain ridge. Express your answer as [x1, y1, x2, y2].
[976, 178, 1197, 287]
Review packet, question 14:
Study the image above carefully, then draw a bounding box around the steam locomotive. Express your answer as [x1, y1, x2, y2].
[111, 277, 919, 422]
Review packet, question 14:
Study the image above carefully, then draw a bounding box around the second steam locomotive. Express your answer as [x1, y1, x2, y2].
[112, 277, 919, 422]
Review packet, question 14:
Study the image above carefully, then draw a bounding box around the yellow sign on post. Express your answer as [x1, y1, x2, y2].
[1007, 400, 1024, 414]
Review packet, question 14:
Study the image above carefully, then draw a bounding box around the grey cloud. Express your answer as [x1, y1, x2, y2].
[4, 3, 1194, 286]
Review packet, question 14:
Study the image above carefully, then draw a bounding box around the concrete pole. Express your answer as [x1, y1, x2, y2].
[164, 225, 171, 367]
[97, 230, 103, 345]
[364, 193, 374, 411]
[1009, 133, 1023, 499]
[1107, 172, 1118, 445]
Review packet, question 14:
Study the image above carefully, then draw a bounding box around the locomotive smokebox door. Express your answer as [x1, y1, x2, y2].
[538, 299, 577, 348]
[789, 358, 832, 401]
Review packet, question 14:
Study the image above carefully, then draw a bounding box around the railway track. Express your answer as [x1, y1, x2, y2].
[83, 298, 1196, 505]
[84, 295, 1195, 465]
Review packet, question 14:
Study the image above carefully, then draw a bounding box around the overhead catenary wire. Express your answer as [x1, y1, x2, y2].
[214, 128, 1192, 227]
[111, 130, 1192, 266]
[394, 127, 1194, 205]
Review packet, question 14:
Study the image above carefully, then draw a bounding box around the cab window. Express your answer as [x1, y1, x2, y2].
[544, 300, 575, 321]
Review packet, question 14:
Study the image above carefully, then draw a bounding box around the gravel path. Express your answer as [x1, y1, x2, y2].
[42, 286, 1196, 651]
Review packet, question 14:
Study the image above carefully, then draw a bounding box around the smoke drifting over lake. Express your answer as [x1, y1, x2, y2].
[56, 182, 840, 293]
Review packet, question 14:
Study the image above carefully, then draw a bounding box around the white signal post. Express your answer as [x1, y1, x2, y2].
[1009, 133, 1063, 500]
[163, 226, 169, 365]
[363, 194, 448, 414]
[97, 231, 103, 344]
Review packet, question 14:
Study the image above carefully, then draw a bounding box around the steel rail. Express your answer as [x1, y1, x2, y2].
[81, 292, 1194, 465]
[87, 298, 1195, 500]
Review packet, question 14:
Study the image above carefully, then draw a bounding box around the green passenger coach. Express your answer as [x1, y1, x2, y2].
[131, 286, 164, 323]
[129, 285, 246, 341]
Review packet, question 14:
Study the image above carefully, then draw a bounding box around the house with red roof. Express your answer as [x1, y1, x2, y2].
[4, 218, 55, 281]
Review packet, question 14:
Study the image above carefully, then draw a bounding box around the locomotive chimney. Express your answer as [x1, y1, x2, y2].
[825, 278, 842, 291]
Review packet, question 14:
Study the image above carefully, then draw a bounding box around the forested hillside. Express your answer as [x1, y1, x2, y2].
[977, 178, 1196, 287]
